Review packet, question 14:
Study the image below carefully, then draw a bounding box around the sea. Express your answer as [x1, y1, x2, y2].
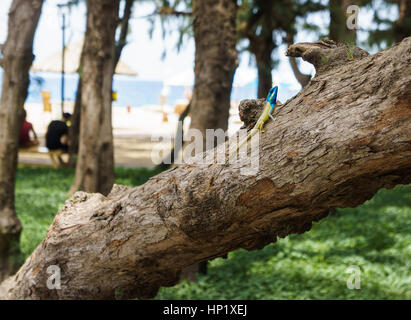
[0, 70, 299, 107]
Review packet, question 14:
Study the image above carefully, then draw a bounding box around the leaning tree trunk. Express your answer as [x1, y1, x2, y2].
[189, 0, 238, 147]
[329, 0, 358, 44]
[0, 0, 43, 282]
[68, 0, 119, 196]
[1, 37, 410, 300]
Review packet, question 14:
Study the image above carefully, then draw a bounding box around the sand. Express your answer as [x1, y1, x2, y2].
[19, 102, 243, 168]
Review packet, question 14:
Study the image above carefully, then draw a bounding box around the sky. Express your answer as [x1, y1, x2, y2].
[0, 0, 396, 90]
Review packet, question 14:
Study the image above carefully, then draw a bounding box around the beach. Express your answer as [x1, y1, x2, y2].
[19, 102, 244, 168]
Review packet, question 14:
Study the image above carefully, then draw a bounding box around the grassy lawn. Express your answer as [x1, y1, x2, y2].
[15, 165, 411, 299]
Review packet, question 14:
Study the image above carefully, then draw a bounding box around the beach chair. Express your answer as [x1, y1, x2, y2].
[41, 91, 52, 113]
[174, 103, 189, 116]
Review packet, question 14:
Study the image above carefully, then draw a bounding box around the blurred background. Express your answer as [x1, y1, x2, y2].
[1, 0, 406, 167]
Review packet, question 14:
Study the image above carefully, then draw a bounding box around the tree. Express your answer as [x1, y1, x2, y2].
[68, 0, 136, 166]
[237, 0, 282, 98]
[68, 0, 120, 196]
[237, 0, 324, 97]
[1, 37, 410, 299]
[180, 0, 238, 277]
[0, 0, 44, 282]
[328, 0, 375, 44]
[329, 0, 357, 43]
[188, 0, 238, 148]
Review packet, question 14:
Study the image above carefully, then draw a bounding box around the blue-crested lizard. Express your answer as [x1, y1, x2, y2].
[229, 85, 279, 161]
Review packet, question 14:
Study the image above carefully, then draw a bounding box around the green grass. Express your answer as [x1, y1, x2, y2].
[14, 166, 411, 299]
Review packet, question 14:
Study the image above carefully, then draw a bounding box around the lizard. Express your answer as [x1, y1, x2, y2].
[229, 85, 279, 161]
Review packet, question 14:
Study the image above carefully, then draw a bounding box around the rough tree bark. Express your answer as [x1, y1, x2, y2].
[0, 0, 43, 282]
[189, 0, 238, 146]
[68, 0, 119, 196]
[1, 37, 410, 300]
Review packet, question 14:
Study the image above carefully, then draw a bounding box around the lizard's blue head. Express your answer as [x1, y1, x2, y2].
[267, 86, 278, 105]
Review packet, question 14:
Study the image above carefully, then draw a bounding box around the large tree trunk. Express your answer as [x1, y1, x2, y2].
[68, 0, 134, 167]
[329, 0, 357, 44]
[0, 0, 43, 282]
[68, 0, 119, 196]
[189, 0, 238, 146]
[1, 37, 410, 300]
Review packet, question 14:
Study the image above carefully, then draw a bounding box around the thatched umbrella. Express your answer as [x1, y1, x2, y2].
[31, 40, 137, 76]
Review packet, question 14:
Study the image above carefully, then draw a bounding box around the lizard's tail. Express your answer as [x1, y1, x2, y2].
[228, 128, 258, 163]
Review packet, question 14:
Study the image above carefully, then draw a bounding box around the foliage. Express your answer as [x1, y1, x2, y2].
[14, 166, 410, 299]
[150, 0, 193, 56]
[367, 0, 411, 49]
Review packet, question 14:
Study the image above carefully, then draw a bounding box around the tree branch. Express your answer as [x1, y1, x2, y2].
[156, 7, 192, 17]
[285, 31, 311, 88]
[114, 0, 134, 68]
[288, 56, 311, 87]
[1, 38, 411, 300]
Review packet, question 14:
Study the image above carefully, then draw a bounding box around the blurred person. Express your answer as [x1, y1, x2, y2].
[46, 112, 71, 153]
[19, 109, 39, 148]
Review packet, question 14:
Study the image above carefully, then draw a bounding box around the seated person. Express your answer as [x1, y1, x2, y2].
[46, 113, 71, 153]
[19, 109, 39, 148]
